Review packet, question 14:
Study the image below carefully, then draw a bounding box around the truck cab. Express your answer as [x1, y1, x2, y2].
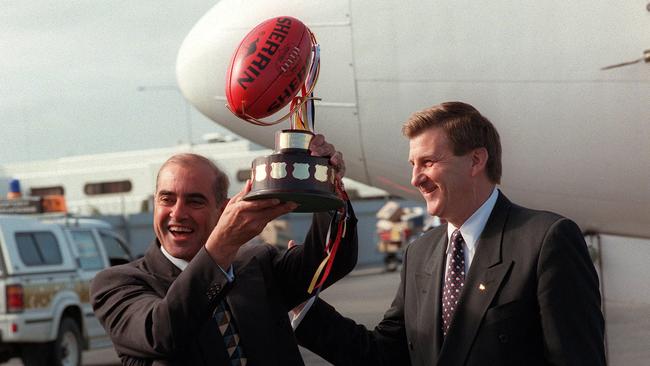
[0, 214, 132, 365]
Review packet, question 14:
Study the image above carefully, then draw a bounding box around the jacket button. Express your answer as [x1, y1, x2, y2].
[498, 334, 509, 343]
[408, 341, 414, 350]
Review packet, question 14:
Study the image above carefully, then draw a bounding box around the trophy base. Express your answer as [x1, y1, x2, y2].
[244, 189, 343, 213]
[243, 130, 343, 213]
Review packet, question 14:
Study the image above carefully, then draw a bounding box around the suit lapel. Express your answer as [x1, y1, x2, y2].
[437, 193, 514, 366]
[143, 240, 181, 287]
[227, 254, 270, 365]
[143, 242, 231, 364]
[414, 229, 448, 361]
[194, 251, 266, 365]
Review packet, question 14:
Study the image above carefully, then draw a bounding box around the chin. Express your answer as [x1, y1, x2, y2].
[171, 248, 197, 262]
[163, 240, 188, 254]
[425, 201, 440, 216]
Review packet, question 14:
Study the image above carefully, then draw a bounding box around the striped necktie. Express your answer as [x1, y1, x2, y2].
[214, 300, 247, 366]
[441, 229, 466, 337]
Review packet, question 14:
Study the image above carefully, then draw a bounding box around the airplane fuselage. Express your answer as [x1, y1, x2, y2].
[176, 0, 650, 238]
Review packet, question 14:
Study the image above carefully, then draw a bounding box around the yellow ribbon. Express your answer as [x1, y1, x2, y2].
[307, 253, 331, 294]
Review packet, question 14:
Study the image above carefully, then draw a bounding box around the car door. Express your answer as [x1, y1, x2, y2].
[66, 229, 107, 342]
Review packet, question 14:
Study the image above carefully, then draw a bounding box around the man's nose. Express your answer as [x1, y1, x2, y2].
[170, 200, 189, 219]
[411, 167, 424, 187]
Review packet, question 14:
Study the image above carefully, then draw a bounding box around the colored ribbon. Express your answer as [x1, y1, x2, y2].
[307, 179, 350, 294]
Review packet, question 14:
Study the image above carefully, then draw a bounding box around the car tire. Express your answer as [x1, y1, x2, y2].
[21, 319, 84, 366]
[50, 317, 83, 366]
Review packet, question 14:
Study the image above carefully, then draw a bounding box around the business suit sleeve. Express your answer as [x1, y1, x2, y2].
[537, 218, 606, 365]
[91, 247, 230, 359]
[273, 203, 359, 309]
[295, 242, 411, 365]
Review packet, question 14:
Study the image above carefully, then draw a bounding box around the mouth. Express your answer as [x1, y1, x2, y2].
[168, 225, 194, 238]
[420, 185, 438, 196]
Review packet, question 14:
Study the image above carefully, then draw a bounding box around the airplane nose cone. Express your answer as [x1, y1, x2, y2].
[175, 1, 241, 132]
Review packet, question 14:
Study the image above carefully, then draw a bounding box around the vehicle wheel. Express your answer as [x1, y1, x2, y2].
[384, 254, 399, 272]
[21, 343, 48, 365]
[21, 318, 83, 366]
[51, 317, 83, 366]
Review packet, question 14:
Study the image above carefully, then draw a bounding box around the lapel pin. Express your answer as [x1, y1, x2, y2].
[478, 283, 486, 291]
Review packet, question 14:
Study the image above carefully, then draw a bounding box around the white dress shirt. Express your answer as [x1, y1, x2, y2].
[444, 187, 498, 280]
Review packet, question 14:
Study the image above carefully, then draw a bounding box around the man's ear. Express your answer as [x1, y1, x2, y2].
[470, 147, 489, 177]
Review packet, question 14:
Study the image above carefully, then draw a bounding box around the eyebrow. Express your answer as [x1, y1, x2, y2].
[185, 193, 208, 201]
[157, 191, 208, 201]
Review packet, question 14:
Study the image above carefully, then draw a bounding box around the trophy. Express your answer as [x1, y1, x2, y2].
[225, 16, 343, 212]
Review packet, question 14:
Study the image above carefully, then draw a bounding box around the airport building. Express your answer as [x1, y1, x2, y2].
[0, 136, 419, 266]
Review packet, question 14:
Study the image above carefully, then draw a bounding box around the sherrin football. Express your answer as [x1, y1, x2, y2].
[226, 16, 312, 120]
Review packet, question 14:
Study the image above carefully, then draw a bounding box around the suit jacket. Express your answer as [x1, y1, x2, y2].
[91, 211, 358, 366]
[296, 192, 605, 366]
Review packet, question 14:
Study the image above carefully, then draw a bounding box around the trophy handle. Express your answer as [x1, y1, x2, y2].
[224, 95, 321, 127]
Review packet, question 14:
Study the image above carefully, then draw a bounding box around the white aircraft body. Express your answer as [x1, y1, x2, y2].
[176, 2, 649, 363]
[177, 0, 649, 239]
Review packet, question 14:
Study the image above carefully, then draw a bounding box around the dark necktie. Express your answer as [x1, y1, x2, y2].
[441, 229, 466, 337]
[214, 300, 247, 366]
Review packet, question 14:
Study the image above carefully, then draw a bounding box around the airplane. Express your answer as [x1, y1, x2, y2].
[176, 1, 648, 363]
[175, 0, 650, 240]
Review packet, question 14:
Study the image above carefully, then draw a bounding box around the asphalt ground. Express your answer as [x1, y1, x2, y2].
[3, 266, 648, 365]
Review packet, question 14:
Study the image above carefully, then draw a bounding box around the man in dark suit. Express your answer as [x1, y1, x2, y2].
[91, 135, 358, 365]
[295, 102, 605, 365]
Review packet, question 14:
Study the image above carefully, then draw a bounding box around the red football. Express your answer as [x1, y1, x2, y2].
[226, 16, 312, 120]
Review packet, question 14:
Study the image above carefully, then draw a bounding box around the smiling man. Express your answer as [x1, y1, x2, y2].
[295, 101, 605, 365]
[91, 138, 358, 366]
[153, 155, 229, 263]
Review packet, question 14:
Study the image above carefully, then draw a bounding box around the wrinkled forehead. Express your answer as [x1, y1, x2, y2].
[156, 160, 216, 190]
[408, 127, 452, 158]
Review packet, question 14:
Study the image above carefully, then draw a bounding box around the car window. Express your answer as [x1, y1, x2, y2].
[15, 232, 63, 266]
[99, 232, 132, 266]
[70, 231, 104, 270]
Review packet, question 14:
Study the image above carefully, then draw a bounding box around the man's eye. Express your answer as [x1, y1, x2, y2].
[159, 196, 173, 204]
[189, 199, 206, 207]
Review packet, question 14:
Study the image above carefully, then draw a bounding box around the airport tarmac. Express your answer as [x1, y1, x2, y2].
[3, 266, 647, 365]
[299, 267, 401, 365]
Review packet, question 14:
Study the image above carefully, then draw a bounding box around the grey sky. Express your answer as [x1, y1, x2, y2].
[1, 1, 230, 164]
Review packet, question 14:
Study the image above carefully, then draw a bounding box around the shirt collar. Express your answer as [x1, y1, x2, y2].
[160, 244, 189, 271]
[447, 187, 499, 253]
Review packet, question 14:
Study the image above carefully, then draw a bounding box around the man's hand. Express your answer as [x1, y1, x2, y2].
[309, 134, 345, 180]
[205, 180, 298, 268]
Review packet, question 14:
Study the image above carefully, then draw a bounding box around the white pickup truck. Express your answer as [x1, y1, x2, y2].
[0, 214, 132, 366]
